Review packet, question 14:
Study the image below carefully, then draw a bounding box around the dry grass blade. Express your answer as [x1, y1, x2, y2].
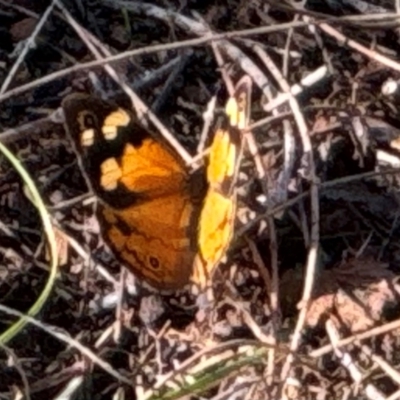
[0, 142, 58, 345]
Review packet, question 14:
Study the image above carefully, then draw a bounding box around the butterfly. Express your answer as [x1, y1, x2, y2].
[62, 76, 251, 290]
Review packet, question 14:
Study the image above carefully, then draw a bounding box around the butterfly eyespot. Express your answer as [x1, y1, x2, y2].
[149, 256, 160, 270]
[73, 111, 98, 147]
[77, 110, 97, 130]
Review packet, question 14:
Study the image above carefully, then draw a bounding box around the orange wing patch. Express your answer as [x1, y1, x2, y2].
[62, 93, 200, 290]
[193, 76, 252, 288]
[97, 136, 197, 289]
[100, 194, 195, 289]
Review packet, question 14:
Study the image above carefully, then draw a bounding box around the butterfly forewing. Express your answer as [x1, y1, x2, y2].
[62, 94, 200, 290]
[194, 76, 252, 289]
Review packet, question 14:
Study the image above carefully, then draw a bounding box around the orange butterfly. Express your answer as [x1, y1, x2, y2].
[62, 77, 251, 290]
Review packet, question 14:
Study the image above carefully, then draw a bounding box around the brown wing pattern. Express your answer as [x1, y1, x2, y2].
[62, 94, 199, 289]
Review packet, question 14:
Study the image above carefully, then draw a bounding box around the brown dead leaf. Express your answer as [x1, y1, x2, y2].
[306, 257, 400, 332]
[311, 113, 330, 133]
[45, 225, 69, 267]
[10, 18, 37, 42]
[139, 295, 165, 325]
[333, 289, 375, 332]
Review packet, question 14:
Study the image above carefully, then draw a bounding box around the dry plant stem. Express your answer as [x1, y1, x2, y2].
[215, 379, 260, 400]
[355, 231, 373, 258]
[53, 376, 83, 400]
[277, 118, 296, 206]
[83, 45, 187, 97]
[2, 10, 397, 105]
[107, 1, 274, 100]
[209, 34, 279, 331]
[377, 149, 400, 167]
[298, 198, 311, 247]
[303, 15, 333, 73]
[132, 54, 187, 91]
[154, 322, 174, 377]
[0, 58, 184, 142]
[0, 343, 31, 400]
[241, 268, 279, 386]
[29, 362, 85, 394]
[311, 317, 400, 358]
[0, 19, 317, 104]
[147, 339, 261, 396]
[209, 33, 234, 96]
[318, 19, 400, 72]
[138, 335, 156, 366]
[263, 66, 328, 113]
[326, 320, 386, 400]
[214, 39, 283, 382]
[388, 390, 400, 400]
[244, 383, 260, 400]
[113, 268, 127, 342]
[263, 191, 279, 382]
[0, 0, 57, 94]
[239, 88, 280, 382]
[378, 210, 400, 260]
[62, 229, 119, 285]
[252, 41, 303, 277]
[197, 96, 217, 154]
[148, 324, 168, 378]
[150, 52, 191, 114]
[0, 0, 39, 18]
[57, 2, 193, 165]
[0, 220, 33, 257]
[49, 193, 92, 211]
[246, 239, 273, 310]
[282, 14, 297, 77]
[238, 167, 400, 238]
[248, 111, 292, 136]
[224, 298, 275, 346]
[0, 304, 133, 385]
[0, 114, 57, 143]
[251, 44, 320, 384]
[361, 343, 400, 387]
[95, 324, 115, 349]
[265, 1, 399, 27]
[346, 202, 387, 242]
[241, 91, 283, 350]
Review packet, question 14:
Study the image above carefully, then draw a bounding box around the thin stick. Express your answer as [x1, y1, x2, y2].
[251, 44, 320, 387]
[0, 21, 332, 104]
[311, 317, 400, 358]
[0, 0, 57, 94]
[57, 3, 193, 164]
[0, 304, 133, 385]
